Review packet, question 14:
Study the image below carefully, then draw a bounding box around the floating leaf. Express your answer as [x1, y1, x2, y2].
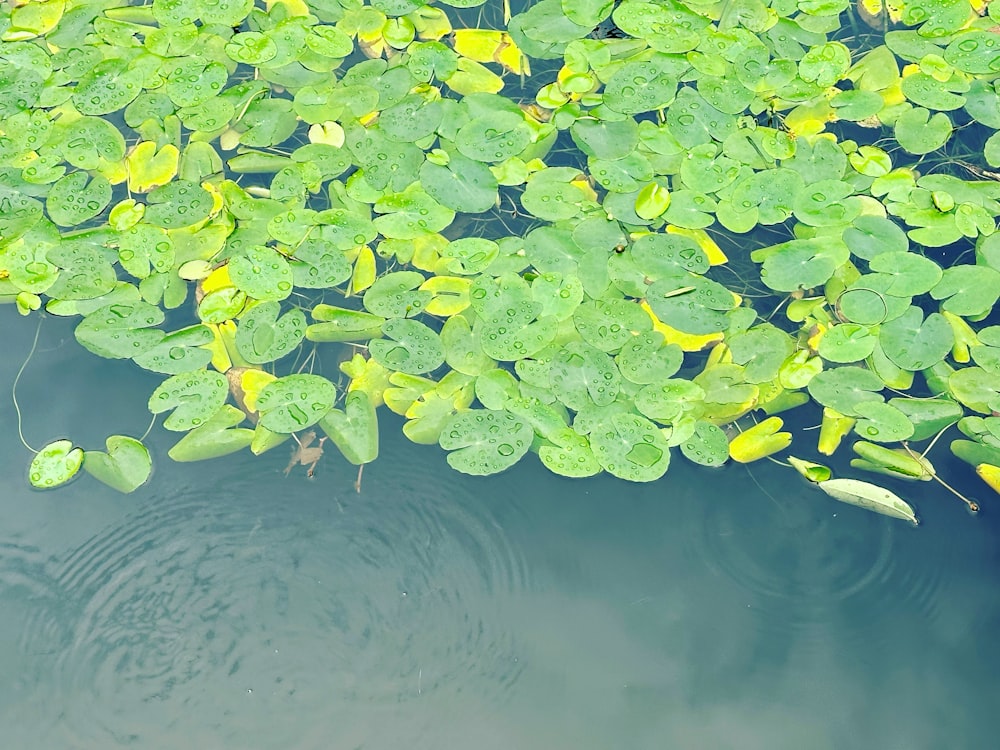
[439, 409, 533, 476]
[419, 151, 499, 212]
[808, 366, 884, 416]
[46, 172, 111, 227]
[363, 271, 430, 318]
[894, 107, 952, 155]
[729, 417, 792, 463]
[148, 369, 228, 431]
[930, 265, 1000, 317]
[29, 439, 83, 490]
[229, 245, 294, 302]
[319, 390, 379, 465]
[235, 301, 306, 364]
[256, 374, 336, 433]
[590, 413, 671, 482]
[878, 306, 953, 371]
[548, 341, 621, 411]
[143, 180, 213, 229]
[83, 436, 152, 493]
[306, 305, 386, 342]
[852, 440, 934, 481]
[538, 427, 601, 478]
[819, 324, 877, 363]
[680, 420, 729, 467]
[788, 456, 832, 483]
[816, 478, 919, 524]
[168, 404, 254, 462]
[75, 301, 165, 359]
[289, 238, 352, 289]
[369, 318, 445, 374]
[853, 401, 915, 442]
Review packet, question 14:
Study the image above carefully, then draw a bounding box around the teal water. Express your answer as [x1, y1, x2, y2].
[1, 310, 998, 749]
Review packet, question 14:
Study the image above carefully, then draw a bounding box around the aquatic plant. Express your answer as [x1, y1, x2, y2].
[3, 0, 1000, 519]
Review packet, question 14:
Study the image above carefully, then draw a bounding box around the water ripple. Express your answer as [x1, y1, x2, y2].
[35, 454, 529, 747]
[679, 467, 946, 646]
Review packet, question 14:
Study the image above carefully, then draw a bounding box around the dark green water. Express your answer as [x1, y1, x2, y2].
[1, 309, 998, 749]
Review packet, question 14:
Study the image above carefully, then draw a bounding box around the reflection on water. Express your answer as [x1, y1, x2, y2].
[0, 317, 999, 749]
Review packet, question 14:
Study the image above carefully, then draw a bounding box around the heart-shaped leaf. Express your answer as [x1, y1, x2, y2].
[319, 390, 379, 465]
[439, 409, 533, 475]
[148, 369, 229, 431]
[29, 439, 84, 490]
[83, 436, 152, 493]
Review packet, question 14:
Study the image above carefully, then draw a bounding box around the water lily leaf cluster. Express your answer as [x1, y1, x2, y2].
[4, 0, 1000, 511]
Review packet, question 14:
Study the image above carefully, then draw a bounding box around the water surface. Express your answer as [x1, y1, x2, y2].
[1, 311, 998, 749]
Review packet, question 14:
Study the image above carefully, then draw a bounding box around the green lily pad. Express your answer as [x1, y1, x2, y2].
[289, 238, 352, 289]
[45, 171, 111, 227]
[439, 409, 533, 476]
[930, 265, 1000, 317]
[819, 324, 877, 364]
[590, 413, 671, 482]
[369, 318, 445, 374]
[29, 439, 84, 490]
[373, 186, 455, 240]
[604, 56, 684, 115]
[256, 374, 336, 433]
[754, 237, 846, 293]
[878, 306, 953, 371]
[440, 238, 500, 275]
[868, 252, 943, 296]
[83, 436, 153, 493]
[229, 245, 294, 302]
[440, 314, 494, 376]
[168, 404, 255, 462]
[572, 299, 652, 352]
[646, 274, 734, 335]
[72, 58, 144, 115]
[945, 31, 1000, 74]
[538, 427, 601, 478]
[419, 151, 499, 213]
[570, 117, 640, 160]
[888, 397, 963, 441]
[144, 180, 214, 229]
[471, 273, 558, 360]
[306, 305, 386, 343]
[728, 324, 795, 383]
[894, 107, 952, 155]
[319, 390, 379, 465]
[44, 243, 118, 302]
[853, 401, 915, 442]
[75, 301, 165, 359]
[807, 366, 885, 416]
[363, 271, 430, 318]
[455, 111, 532, 163]
[614, 331, 683, 385]
[148, 369, 229, 432]
[631, 233, 710, 276]
[235, 301, 306, 365]
[837, 274, 911, 326]
[949, 367, 1000, 413]
[842, 215, 909, 261]
[132, 325, 214, 374]
[475, 368, 519, 410]
[679, 420, 729, 467]
[634, 379, 705, 423]
[549, 341, 621, 411]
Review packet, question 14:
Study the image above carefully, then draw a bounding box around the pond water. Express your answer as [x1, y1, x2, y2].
[1, 309, 998, 749]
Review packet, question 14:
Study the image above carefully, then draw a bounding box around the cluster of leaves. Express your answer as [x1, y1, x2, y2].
[2, 0, 1000, 517]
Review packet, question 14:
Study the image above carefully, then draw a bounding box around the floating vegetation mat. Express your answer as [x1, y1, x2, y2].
[3, 0, 1000, 518]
